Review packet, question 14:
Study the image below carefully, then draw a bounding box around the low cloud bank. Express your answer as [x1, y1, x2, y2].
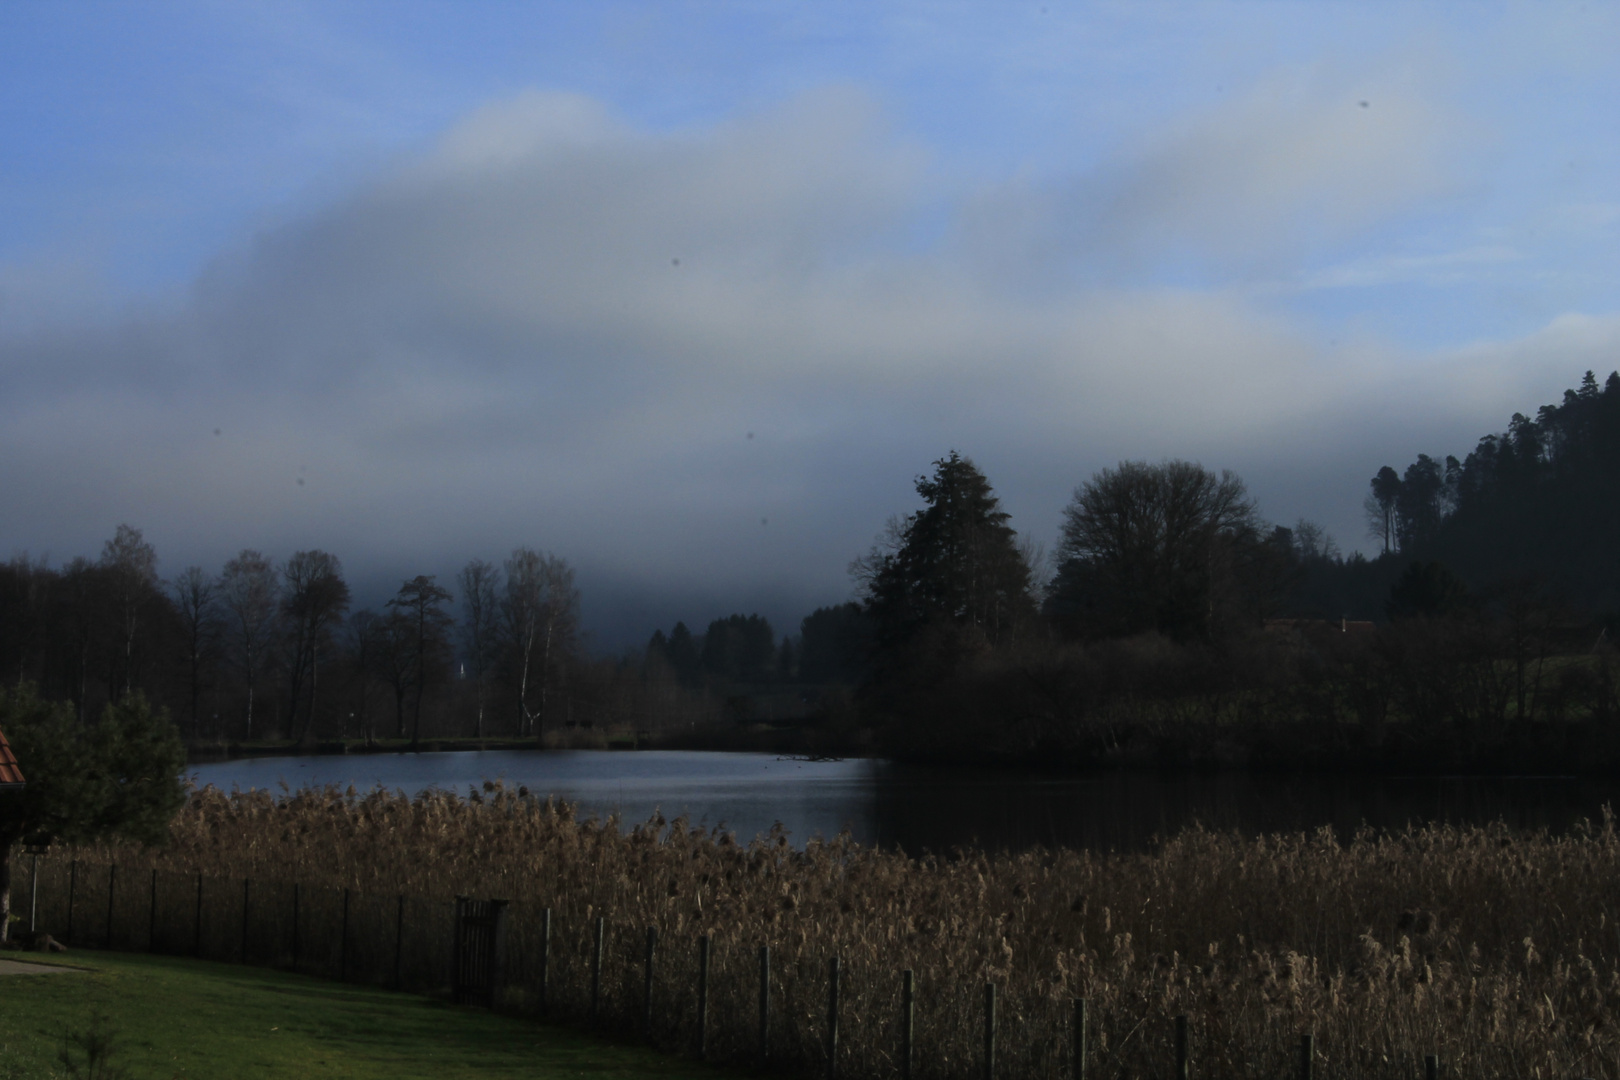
[0, 84, 1611, 646]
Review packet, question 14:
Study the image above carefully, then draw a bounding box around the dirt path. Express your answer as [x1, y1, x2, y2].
[0, 958, 77, 975]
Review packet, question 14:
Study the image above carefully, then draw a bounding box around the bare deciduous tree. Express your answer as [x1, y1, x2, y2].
[100, 524, 160, 699]
[1051, 460, 1260, 640]
[281, 550, 351, 745]
[501, 548, 580, 740]
[343, 609, 382, 745]
[169, 566, 222, 739]
[219, 550, 278, 741]
[456, 559, 503, 739]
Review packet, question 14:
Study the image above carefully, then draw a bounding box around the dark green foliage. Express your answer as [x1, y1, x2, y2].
[1365, 466, 1401, 555]
[797, 603, 873, 684]
[58, 1011, 129, 1080]
[861, 451, 1035, 651]
[855, 453, 1036, 751]
[663, 622, 702, 686]
[0, 686, 186, 851]
[1387, 561, 1469, 620]
[388, 575, 453, 747]
[1395, 454, 1446, 553]
[0, 685, 186, 942]
[700, 614, 775, 683]
[645, 629, 669, 660]
[1370, 370, 1620, 618]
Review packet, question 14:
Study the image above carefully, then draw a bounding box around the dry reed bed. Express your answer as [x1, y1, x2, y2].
[65, 784, 1620, 1080]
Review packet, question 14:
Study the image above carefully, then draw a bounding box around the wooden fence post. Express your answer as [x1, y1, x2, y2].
[901, 970, 915, 1080]
[1174, 1015, 1189, 1080]
[983, 983, 996, 1080]
[1299, 1033, 1313, 1080]
[643, 927, 658, 1040]
[1425, 1054, 1439, 1080]
[697, 934, 711, 1060]
[148, 869, 158, 952]
[241, 878, 251, 963]
[193, 873, 204, 957]
[539, 907, 552, 1013]
[759, 945, 771, 1066]
[105, 864, 117, 947]
[451, 897, 466, 1001]
[826, 955, 841, 1080]
[291, 884, 300, 971]
[1073, 999, 1087, 1080]
[591, 916, 605, 1021]
[394, 894, 405, 990]
[339, 888, 350, 981]
[66, 860, 77, 944]
[28, 854, 38, 934]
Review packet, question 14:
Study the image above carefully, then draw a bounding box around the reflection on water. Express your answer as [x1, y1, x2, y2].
[189, 751, 883, 847]
[188, 750, 1620, 853]
[865, 767, 1620, 853]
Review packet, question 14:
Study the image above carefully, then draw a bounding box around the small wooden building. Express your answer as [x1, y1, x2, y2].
[0, 725, 24, 790]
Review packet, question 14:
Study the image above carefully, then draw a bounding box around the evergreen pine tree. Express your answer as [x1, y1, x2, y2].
[862, 452, 1035, 648]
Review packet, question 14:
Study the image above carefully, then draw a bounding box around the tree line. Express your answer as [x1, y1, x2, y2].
[6, 370, 1615, 765]
[0, 524, 885, 751]
[834, 373, 1620, 767]
[1362, 369, 1620, 619]
[0, 537, 677, 747]
[641, 608, 872, 691]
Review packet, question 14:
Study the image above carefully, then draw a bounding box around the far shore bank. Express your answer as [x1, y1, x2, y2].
[184, 720, 871, 765]
[183, 713, 1620, 780]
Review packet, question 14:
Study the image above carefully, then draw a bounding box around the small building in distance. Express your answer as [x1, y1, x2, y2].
[0, 725, 24, 790]
[1265, 617, 1376, 637]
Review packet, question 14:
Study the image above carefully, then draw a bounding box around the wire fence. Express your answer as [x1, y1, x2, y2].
[10, 854, 1467, 1080]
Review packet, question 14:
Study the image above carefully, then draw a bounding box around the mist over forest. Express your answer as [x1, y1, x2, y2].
[1, 369, 1615, 772]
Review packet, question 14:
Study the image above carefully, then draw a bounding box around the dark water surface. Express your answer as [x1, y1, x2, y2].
[187, 750, 1620, 853]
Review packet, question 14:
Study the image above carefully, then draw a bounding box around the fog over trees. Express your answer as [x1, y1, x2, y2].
[3, 371, 1619, 766]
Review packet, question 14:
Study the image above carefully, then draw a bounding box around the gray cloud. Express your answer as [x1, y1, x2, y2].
[0, 85, 1609, 646]
[952, 63, 1471, 288]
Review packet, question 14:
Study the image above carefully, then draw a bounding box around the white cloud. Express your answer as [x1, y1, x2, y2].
[1299, 245, 1523, 291]
[0, 84, 1608, 641]
[952, 62, 1472, 286]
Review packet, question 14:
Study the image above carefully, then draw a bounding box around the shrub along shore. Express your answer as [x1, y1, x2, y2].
[22, 784, 1620, 1080]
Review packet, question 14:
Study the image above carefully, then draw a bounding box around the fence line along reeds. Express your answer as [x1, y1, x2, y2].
[16, 781, 1620, 1080]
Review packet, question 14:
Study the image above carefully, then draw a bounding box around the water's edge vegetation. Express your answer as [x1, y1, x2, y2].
[26, 784, 1620, 1080]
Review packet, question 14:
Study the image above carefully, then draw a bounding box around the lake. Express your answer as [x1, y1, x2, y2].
[186, 749, 1620, 853]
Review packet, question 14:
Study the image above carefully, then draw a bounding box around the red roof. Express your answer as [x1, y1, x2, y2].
[0, 725, 24, 787]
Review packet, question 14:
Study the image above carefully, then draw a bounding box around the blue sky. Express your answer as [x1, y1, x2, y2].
[3, 2, 1619, 645]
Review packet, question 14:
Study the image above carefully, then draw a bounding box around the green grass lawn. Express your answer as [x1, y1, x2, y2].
[0, 950, 729, 1080]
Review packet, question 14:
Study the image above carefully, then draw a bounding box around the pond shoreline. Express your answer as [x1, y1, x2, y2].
[183, 745, 1620, 856]
[184, 719, 871, 765]
[186, 732, 1598, 781]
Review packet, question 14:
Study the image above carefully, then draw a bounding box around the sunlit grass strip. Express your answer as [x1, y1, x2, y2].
[0, 949, 733, 1080]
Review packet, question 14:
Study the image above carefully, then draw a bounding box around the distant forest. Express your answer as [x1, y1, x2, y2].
[0, 540, 764, 748]
[1356, 369, 1620, 618]
[817, 370, 1620, 770]
[4, 371, 1619, 769]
